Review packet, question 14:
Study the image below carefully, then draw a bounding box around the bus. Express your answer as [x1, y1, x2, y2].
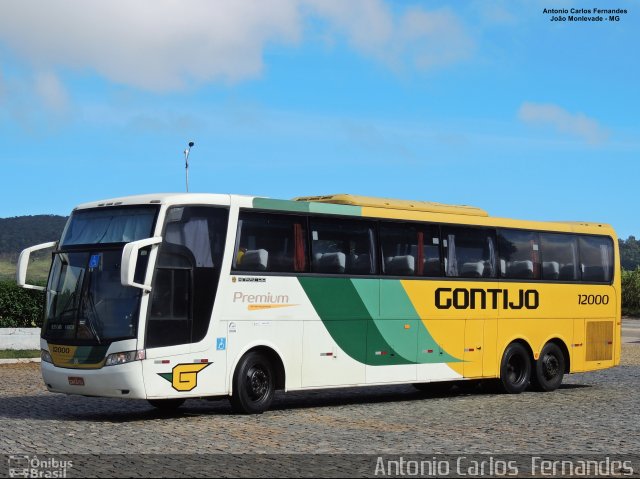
[17, 193, 620, 414]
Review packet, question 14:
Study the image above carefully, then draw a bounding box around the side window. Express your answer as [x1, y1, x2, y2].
[498, 229, 541, 280]
[442, 227, 497, 278]
[233, 212, 308, 273]
[579, 236, 614, 282]
[310, 218, 377, 275]
[379, 222, 441, 276]
[540, 233, 579, 281]
[147, 206, 229, 348]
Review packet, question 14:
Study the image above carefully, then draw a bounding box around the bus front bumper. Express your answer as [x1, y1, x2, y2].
[41, 360, 147, 399]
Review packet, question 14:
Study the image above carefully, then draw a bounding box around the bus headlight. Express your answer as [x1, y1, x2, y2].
[104, 350, 146, 367]
[41, 349, 53, 364]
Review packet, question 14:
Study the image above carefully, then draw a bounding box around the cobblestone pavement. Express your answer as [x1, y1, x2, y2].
[0, 344, 638, 459]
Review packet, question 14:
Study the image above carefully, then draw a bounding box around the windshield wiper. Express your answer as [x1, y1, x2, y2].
[79, 270, 102, 344]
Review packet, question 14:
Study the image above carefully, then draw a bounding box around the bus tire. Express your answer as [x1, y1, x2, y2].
[147, 398, 185, 410]
[499, 342, 531, 394]
[532, 342, 565, 392]
[230, 351, 275, 414]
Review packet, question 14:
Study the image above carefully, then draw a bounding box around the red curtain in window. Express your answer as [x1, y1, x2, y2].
[294, 223, 307, 272]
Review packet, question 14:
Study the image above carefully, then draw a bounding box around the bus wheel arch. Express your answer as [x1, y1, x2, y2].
[498, 339, 533, 394]
[228, 345, 285, 414]
[553, 338, 570, 374]
[246, 345, 286, 391]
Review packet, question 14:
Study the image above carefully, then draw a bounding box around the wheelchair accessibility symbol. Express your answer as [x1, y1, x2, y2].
[216, 337, 227, 351]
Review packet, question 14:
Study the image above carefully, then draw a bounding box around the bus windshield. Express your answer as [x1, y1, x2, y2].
[43, 249, 149, 343]
[43, 206, 158, 343]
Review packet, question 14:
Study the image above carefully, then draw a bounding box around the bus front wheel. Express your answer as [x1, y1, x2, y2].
[532, 342, 565, 392]
[230, 351, 275, 414]
[499, 342, 531, 394]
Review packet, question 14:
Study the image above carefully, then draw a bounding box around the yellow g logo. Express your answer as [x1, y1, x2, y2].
[158, 363, 210, 392]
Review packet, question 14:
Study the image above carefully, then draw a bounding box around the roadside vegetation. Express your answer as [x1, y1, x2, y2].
[622, 268, 640, 317]
[0, 349, 40, 359]
[0, 281, 45, 328]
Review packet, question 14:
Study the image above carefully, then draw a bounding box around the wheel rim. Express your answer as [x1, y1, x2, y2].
[246, 365, 269, 401]
[506, 354, 526, 385]
[541, 354, 560, 381]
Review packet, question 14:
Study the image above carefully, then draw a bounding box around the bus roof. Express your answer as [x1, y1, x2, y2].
[293, 194, 489, 217]
[70, 192, 615, 237]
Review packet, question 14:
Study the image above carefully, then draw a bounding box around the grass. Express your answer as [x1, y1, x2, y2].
[0, 349, 40, 359]
[0, 257, 50, 283]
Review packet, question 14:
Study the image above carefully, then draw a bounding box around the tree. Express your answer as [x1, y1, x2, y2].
[620, 236, 640, 271]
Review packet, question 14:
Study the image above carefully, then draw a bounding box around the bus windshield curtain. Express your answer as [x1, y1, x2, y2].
[166, 219, 213, 267]
[183, 219, 213, 267]
[446, 234, 458, 276]
[294, 222, 306, 272]
[65, 214, 153, 245]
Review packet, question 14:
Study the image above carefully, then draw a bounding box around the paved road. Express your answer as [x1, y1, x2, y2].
[1, 344, 639, 477]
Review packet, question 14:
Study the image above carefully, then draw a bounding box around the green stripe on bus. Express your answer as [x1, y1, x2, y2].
[298, 277, 411, 365]
[252, 198, 362, 216]
[298, 277, 461, 365]
[381, 281, 460, 363]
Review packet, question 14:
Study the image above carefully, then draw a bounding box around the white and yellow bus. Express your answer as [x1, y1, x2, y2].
[17, 193, 620, 414]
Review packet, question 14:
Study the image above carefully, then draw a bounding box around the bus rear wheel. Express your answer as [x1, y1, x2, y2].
[499, 342, 531, 394]
[230, 351, 275, 414]
[532, 342, 565, 392]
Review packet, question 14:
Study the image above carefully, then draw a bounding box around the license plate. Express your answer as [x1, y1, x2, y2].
[68, 377, 85, 386]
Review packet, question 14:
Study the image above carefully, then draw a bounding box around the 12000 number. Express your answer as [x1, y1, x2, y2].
[578, 294, 609, 305]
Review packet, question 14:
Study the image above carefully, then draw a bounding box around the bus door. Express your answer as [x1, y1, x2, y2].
[142, 206, 229, 397]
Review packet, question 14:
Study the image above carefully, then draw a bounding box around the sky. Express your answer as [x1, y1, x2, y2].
[0, 0, 638, 238]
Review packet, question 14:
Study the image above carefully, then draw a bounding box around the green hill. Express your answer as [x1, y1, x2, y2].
[0, 215, 67, 256]
[0, 215, 67, 281]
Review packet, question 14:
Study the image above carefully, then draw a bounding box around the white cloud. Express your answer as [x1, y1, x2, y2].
[0, 0, 303, 91]
[0, 0, 473, 91]
[518, 102, 609, 145]
[34, 72, 69, 112]
[398, 7, 473, 70]
[305, 1, 473, 72]
[0, 69, 70, 132]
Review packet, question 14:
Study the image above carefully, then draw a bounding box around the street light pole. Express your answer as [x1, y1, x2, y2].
[184, 141, 194, 192]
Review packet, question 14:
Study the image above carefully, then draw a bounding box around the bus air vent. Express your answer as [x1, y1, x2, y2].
[586, 321, 614, 361]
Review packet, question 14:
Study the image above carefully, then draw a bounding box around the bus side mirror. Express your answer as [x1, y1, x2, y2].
[16, 241, 58, 291]
[121, 237, 163, 292]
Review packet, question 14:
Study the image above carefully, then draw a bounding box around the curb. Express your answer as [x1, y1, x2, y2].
[0, 358, 41, 365]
